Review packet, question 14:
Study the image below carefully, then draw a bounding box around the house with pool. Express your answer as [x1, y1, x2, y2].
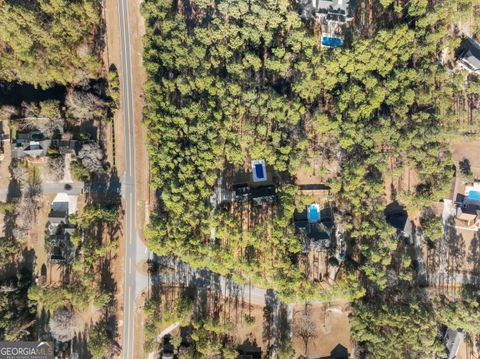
[210, 159, 277, 208]
[294, 203, 335, 252]
[299, 0, 355, 48]
[455, 183, 480, 229]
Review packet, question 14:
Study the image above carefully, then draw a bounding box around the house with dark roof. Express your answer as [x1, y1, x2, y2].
[49, 234, 74, 263]
[231, 184, 276, 205]
[47, 193, 77, 263]
[237, 342, 261, 359]
[224, 160, 277, 205]
[294, 204, 335, 252]
[48, 210, 68, 235]
[457, 37, 480, 73]
[251, 185, 276, 205]
[12, 131, 81, 159]
[301, 0, 354, 21]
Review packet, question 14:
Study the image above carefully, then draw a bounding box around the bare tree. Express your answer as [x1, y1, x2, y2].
[294, 307, 317, 357]
[11, 161, 28, 185]
[21, 101, 41, 118]
[17, 117, 63, 138]
[15, 195, 39, 233]
[46, 156, 65, 181]
[15, 166, 42, 233]
[77, 142, 104, 173]
[66, 90, 106, 120]
[49, 308, 82, 342]
[0, 105, 17, 121]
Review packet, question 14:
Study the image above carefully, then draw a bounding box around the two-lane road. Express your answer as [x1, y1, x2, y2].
[118, 0, 137, 358]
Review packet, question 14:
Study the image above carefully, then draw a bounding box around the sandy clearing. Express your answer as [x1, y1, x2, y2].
[451, 141, 480, 178]
[27, 194, 55, 276]
[292, 302, 353, 358]
[0, 137, 11, 189]
[104, 0, 125, 176]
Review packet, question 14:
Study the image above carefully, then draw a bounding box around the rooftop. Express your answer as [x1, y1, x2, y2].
[445, 328, 464, 359]
[295, 206, 335, 250]
[300, 0, 354, 21]
[48, 210, 68, 221]
[457, 37, 480, 72]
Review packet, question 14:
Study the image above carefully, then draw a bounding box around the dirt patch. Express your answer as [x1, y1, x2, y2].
[295, 156, 338, 186]
[0, 139, 12, 189]
[134, 289, 148, 359]
[451, 141, 480, 178]
[128, 0, 150, 240]
[292, 302, 353, 359]
[104, 0, 125, 176]
[26, 194, 54, 276]
[462, 333, 480, 359]
[223, 294, 265, 351]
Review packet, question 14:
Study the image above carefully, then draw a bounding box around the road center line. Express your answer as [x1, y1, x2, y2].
[129, 192, 133, 245]
[120, 0, 132, 178]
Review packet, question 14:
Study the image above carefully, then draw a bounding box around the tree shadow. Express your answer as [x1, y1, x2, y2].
[100, 256, 117, 306]
[318, 343, 349, 359]
[71, 330, 91, 359]
[262, 295, 274, 350]
[459, 158, 473, 179]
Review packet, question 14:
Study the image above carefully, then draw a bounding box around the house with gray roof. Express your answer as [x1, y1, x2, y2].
[47, 193, 77, 263]
[457, 37, 480, 73]
[12, 131, 81, 159]
[300, 0, 355, 48]
[12, 131, 51, 159]
[444, 328, 464, 359]
[301, 0, 354, 21]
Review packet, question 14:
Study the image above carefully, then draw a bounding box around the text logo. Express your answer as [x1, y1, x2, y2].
[0, 342, 54, 359]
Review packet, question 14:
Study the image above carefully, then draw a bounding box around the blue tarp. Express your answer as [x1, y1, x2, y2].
[322, 36, 343, 48]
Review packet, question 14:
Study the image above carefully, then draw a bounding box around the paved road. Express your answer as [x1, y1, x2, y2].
[118, 0, 138, 358]
[152, 257, 271, 304]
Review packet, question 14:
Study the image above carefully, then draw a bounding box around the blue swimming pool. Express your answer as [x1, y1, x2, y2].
[255, 163, 265, 180]
[308, 204, 320, 223]
[468, 190, 480, 201]
[322, 36, 343, 48]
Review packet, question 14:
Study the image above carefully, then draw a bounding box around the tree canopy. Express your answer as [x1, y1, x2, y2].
[0, 0, 102, 86]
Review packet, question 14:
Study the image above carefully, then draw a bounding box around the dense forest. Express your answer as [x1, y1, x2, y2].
[143, 0, 480, 356]
[0, 0, 103, 87]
